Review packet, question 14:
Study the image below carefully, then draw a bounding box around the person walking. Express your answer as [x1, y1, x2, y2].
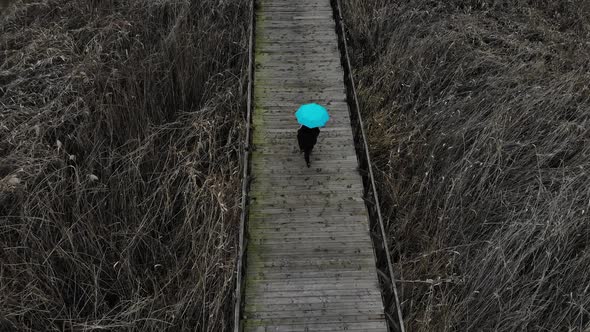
[295, 103, 330, 168]
[298, 125, 320, 168]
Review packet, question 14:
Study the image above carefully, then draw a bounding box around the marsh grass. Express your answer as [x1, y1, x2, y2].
[342, 0, 590, 330]
[1, 0, 248, 330]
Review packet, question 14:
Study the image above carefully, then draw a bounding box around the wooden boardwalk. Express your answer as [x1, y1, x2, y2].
[241, 0, 387, 330]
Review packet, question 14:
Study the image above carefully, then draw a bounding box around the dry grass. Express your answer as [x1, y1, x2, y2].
[0, 0, 248, 331]
[342, 0, 590, 331]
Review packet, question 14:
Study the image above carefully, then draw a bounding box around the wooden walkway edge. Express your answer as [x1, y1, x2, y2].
[236, 0, 390, 331]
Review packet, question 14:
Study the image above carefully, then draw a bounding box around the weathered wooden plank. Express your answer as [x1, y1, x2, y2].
[251, 167, 359, 174]
[246, 254, 374, 264]
[254, 78, 344, 85]
[251, 149, 354, 156]
[257, 43, 338, 49]
[254, 117, 349, 124]
[256, 60, 341, 67]
[245, 302, 385, 314]
[254, 166, 359, 174]
[252, 143, 356, 150]
[247, 253, 377, 261]
[254, 109, 349, 116]
[257, 60, 340, 68]
[250, 203, 365, 213]
[252, 192, 364, 200]
[249, 218, 370, 227]
[243, 313, 385, 325]
[250, 195, 364, 205]
[251, 150, 356, 158]
[245, 308, 386, 319]
[251, 193, 364, 202]
[250, 171, 360, 178]
[249, 219, 369, 228]
[246, 301, 384, 314]
[256, 49, 339, 55]
[247, 251, 376, 260]
[244, 322, 387, 332]
[252, 125, 350, 131]
[254, 170, 360, 178]
[244, 264, 376, 274]
[248, 240, 373, 250]
[252, 138, 351, 146]
[253, 103, 348, 110]
[248, 227, 370, 237]
[253, 128, 350, 137]
[246, 263, 377, 273]
[249, 242, 374, 251]
[251, 163, 359, 170]
[250, 203, 365, 214]
[251, 164, 360, 171]
[248, 229, 370, 238]
[251, 228, 369, 237]
[255, 103, 350, 109]
[250, 213, 367, 221]
[256, 95, 346, 100]
[250, 223, 369, 231]
[250, 193, 364, 202]
[250, 216, 367, 223]
[254, 169, 360, 176]
[249, 245, 373, 257]
[253, 142, 353, 150]
[243, 285, 381, 297]
[246, 308, 384, 321]
[250, 222, 369, 231]
[250, 215, 369, 222]
[255, 87, 345, 94]
[246, 280, 379, 292]
[246, 268, 375, 278]
[245, 292, 382, 304]
[252, 139, 353, 146]
[249, 209, 367, 217]
[250, 172, 362, 180]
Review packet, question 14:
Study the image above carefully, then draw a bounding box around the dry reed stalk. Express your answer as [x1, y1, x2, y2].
[1, 0, 248, 330]
[342, 0, 590, 330]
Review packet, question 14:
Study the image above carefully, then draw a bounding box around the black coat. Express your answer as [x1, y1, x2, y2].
[297, 125, 320, 151]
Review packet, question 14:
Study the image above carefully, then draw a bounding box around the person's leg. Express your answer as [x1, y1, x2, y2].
[304, 148, 311, 167]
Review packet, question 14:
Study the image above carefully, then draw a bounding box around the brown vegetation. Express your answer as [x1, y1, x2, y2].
[0, 0, 248, 330]
[342, 0, 590, 330]
[0, 0, 16, 13]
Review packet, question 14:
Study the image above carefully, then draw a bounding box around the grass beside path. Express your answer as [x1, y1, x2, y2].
[342, 1, 590, 330]
[1, 1, 248, 331]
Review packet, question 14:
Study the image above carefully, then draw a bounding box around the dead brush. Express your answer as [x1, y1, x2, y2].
[1, 0, 248, 331]
[343, 0, 590, 331]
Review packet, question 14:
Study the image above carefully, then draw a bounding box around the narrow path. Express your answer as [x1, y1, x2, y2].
[241, 0, 388, 330]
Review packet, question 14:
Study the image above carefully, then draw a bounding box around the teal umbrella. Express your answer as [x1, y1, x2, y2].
[295, 103, 330, 128]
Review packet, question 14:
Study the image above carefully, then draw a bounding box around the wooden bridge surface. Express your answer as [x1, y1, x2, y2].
[242, 0, 387, 330]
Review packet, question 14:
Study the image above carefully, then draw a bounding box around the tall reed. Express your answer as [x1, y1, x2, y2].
[342, 1, 590, 330]
[1, 0, 248, 330]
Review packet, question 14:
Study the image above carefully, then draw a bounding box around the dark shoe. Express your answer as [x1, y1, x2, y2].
[307, 162, 311, 168]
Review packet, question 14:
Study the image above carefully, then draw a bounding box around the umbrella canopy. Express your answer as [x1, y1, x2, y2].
[295, 103, 330, 128]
